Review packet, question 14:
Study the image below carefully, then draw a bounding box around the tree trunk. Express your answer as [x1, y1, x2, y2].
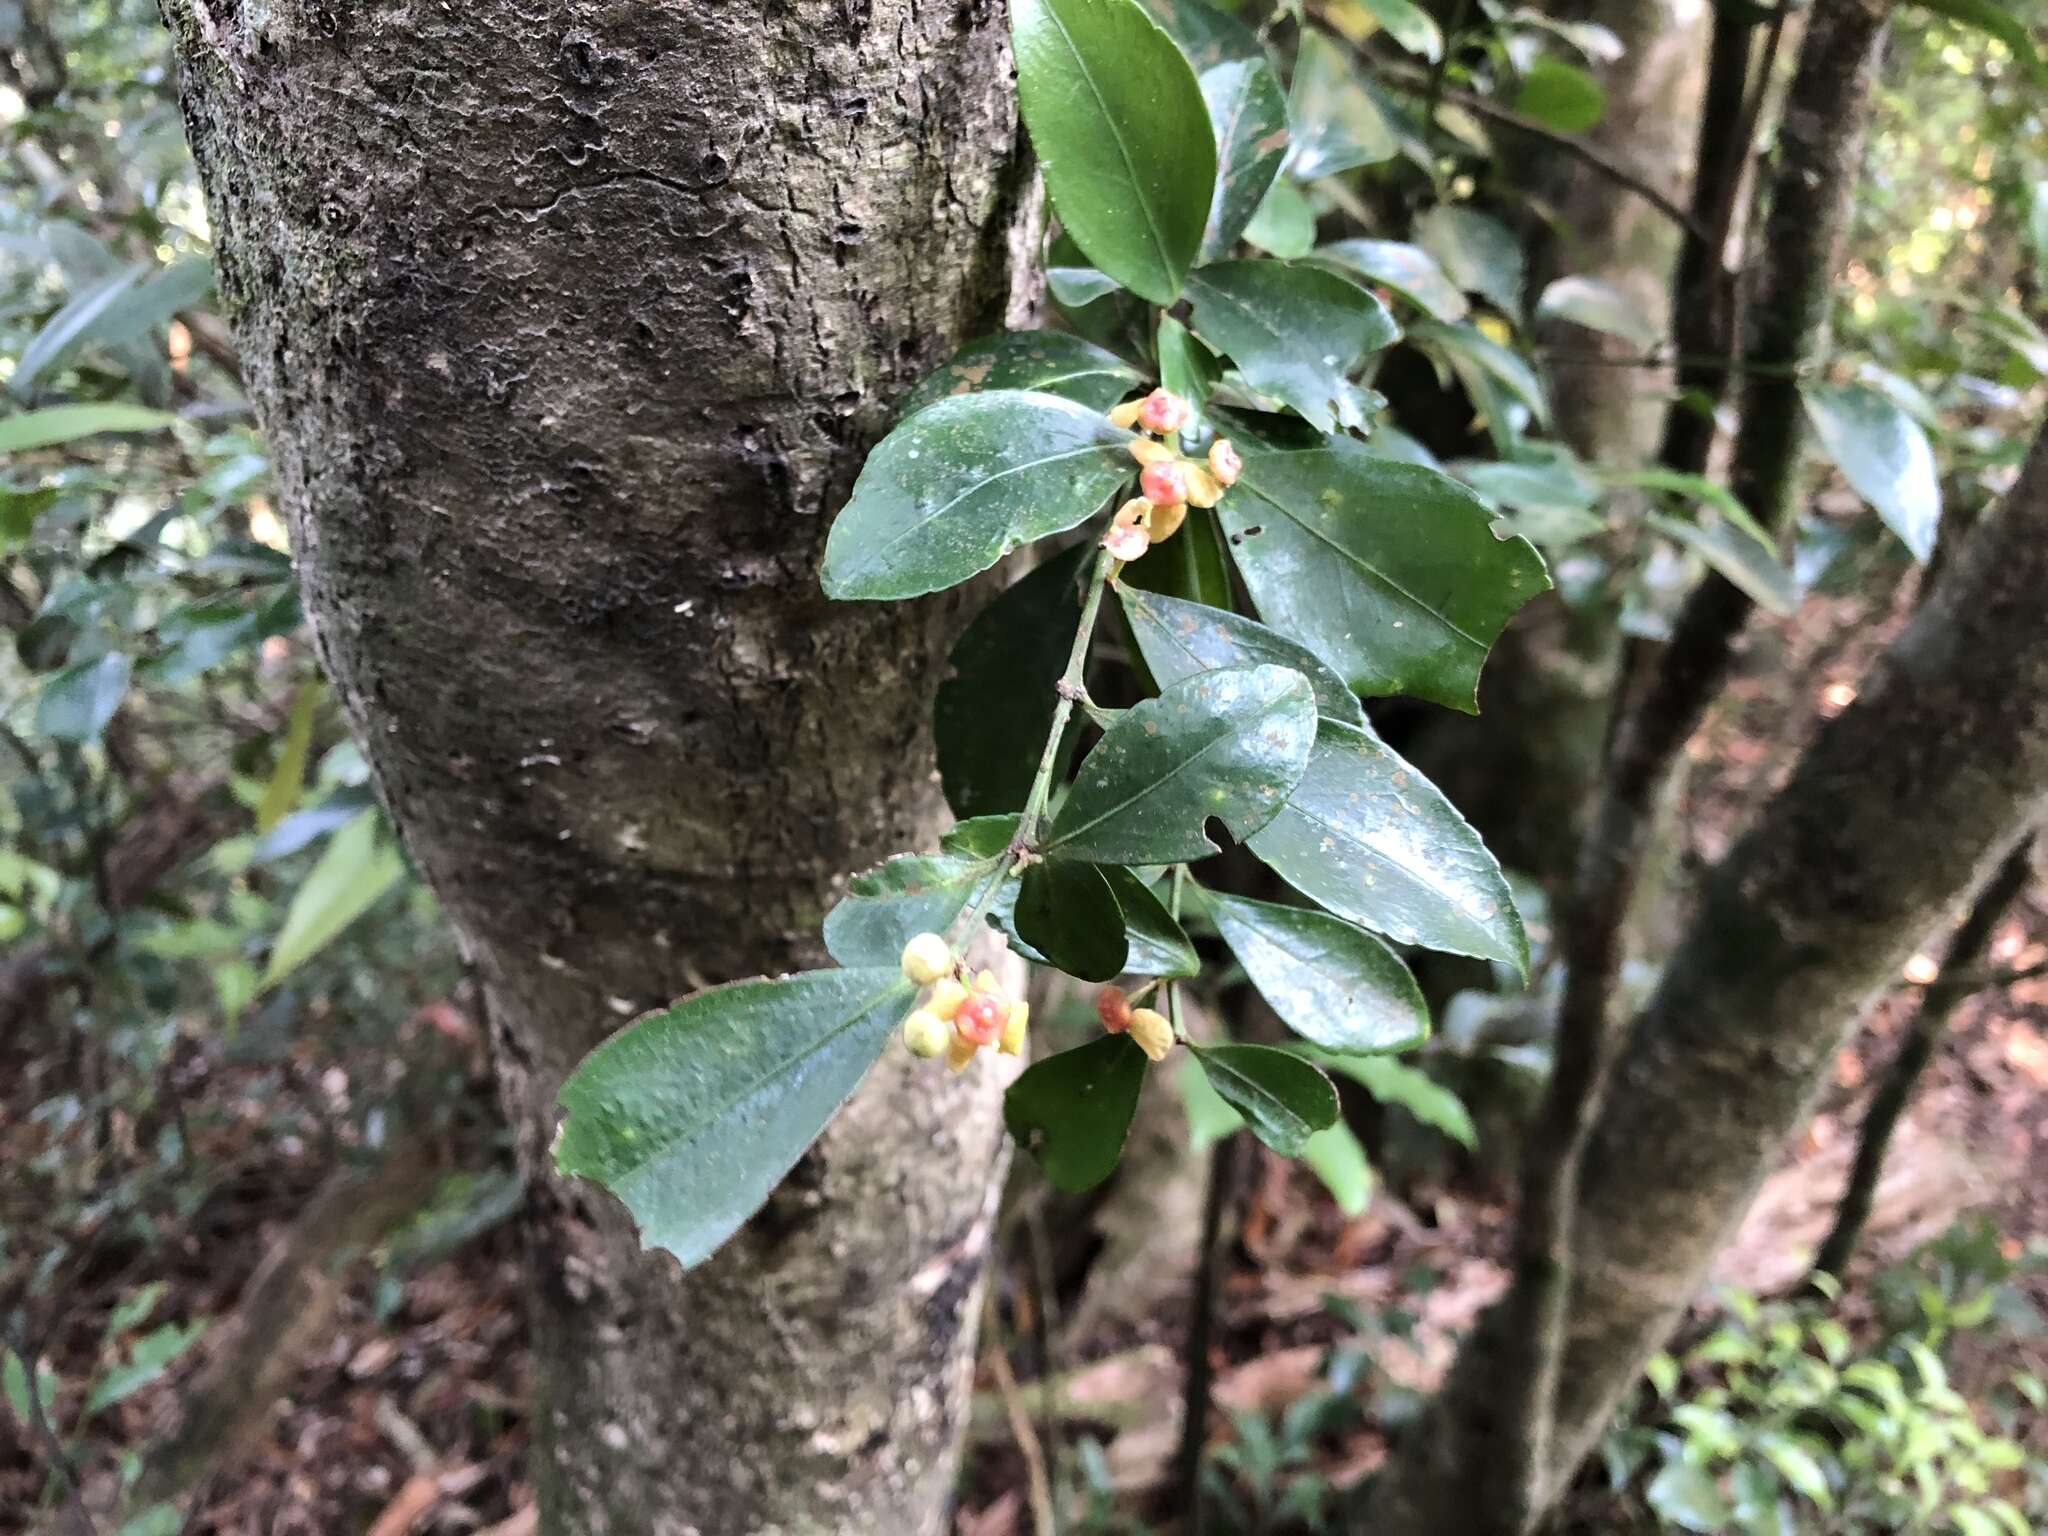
[158, 4, 1035, 1531]
[1373, 421, 2048, 1523]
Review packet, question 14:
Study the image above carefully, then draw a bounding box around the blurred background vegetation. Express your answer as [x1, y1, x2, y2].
[3, 0, 2046, 1532]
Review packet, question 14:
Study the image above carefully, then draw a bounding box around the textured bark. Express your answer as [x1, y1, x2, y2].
[1379, 421, 2048, 1525]
[158, 4, 1034, 1531]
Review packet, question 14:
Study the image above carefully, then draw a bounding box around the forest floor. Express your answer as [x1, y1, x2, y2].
[6, 575, 2046, 1536]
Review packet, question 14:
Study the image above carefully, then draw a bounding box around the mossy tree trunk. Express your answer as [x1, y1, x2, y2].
[158, 3, 1035, 1531]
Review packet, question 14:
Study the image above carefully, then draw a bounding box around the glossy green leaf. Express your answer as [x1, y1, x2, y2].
[1119, 582, 1364, 727]
[1005, 1033, 1150, 1190]
[1186, 260, 1398, 433]
[897, 332, 1143, 421]
[1302, 1121, 1374, 1215]
[1157, 315, 1224, 423]
[1137, 0, 1266, 68]
[1316, 1051, 1476, 1147]
[1191, 1043, 1338, 1155]
[12, 264, 146, 400]
[1512, 57, 1607, 133]
[37, 652, 132, 743]
[84, 1322, 206, 1418]
[1411, 319, 1550, 440]
[556, 968, 915, 1266]
[1200, 58, 1291, 258]
[0, 403, 179, 453]
[1044, 664, 1316, 864]
[1242, 178, 1317, 258]
[1317, 239, 1469, 322]
[255, 683, 319, 835]
[1288, 29, 1397, 178]
[935, 544, 1090, 816]
[1179, 1054, 1247, 1149]
[1197, 887, 1427, 1053]
[1536, 275, 1656, 349]
[1800, 382, 1941, 563]
[1015, 859, 1130, 981]
[1222, 434, 1551, 711]
[1122, 504, 1234, 609]
[821, 391, 1132, 601]
[1013, 0, 1217, 305]
[1415, 206, 1525, 317]
[261, 812, 406, 988]
[1102, 865, 1200, 977]
[1352, 0, 1441, 59]
[1646, 1462, 1733, 1533]
[823, 851, 994, 967]
[1248, 719, 1527, 972]
[1648, 512, 1797, 617]
[943, 814, 1023, 861]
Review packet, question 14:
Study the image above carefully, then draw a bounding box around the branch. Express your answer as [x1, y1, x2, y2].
[1809, 833, 2036, 1283]
[1371, 60, 1713, 247]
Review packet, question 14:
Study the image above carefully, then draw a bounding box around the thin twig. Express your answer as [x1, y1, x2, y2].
[986, 1313, 1058, 1536]
[1175, 1131, 1238, 1533]
[1372, 60, 1711, 245]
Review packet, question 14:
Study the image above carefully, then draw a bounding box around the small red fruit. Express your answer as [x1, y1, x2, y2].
[1137, 388, 1190, 435]
[954, 993, 1006, 1047]
[1139, 459, 1189, 507]
[1096, 985, 1133, 1034]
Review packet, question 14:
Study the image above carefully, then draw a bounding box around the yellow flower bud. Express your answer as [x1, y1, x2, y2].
[1126, 436, 1176, 466]
[1108, 398, 1146, 430]
[1182, 463, 1223, 509]
[900, 932, 953, 986]
[974, 969, 1001, 994]
[999, 999, 1030, 1056]
[1147, 499, 1188, 542]
[947, 1032, 980, 1072]
[1127, 1007, 1174, 1062]
[927, 975, 969, 1021]
[902, 1009, 950, 1059]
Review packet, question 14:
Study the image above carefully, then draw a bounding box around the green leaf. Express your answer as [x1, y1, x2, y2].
[1352, 0, 1442, 59]
[1535, 275, 1657, 349]
[1800, 382, 1942, 563]
[1186, 260, 1399, 433]
[1013, 0, 1217, 305]
[1317, 239, 1469, 322]
[1411, 318, 1550, 440]
[1119, 582, 1365, 727]
[1200, 58, 1291, 258]
[1914, 0, 2048, 85]
[261, 812, 407, 988]
[1415, 206, 1525, 318]
[897, 332, 1143, 420]
[1222, 435, 1551, 711]
[1242, 178, 1317, 259]
[1288, 29, 1398, 178]
[935, 544, 1091, 816]
[821, 391, 1132, 601]
[943, 814, 1023, 861]
[1248, 719, 1527, 971]
[256, 684, 319, 835]
[1101, 866, 1200, 977]
[823, 852, 993, 967]
[37, 652, 132, 743]
[555, 969, 915, 1266]
[1191, 1043, 1338, 1155]
[1302, 1120, 1374, 1215]
[0, 402, 179, 454]
[1137, 0, 1267, 70]
[1196, 887, 1427, 1053]
[1647, 1462, 1734, 1533]
[1122, 506, 1234, 609]
[1015, 859, 1131, 981]
[1324, 1054, 1475, 1145]
[1512, 57, 1607, 133]
[1648, 512, 1798, 617]
[84, 1321, 207, 1418]
[1005, 1033, 1150, 1190]
[4, 1352, 57, 1429]
[1044, 664, 1316, 864]
[12, 264, 147, 400]
[1156, 317, 1226, 423]
[1753, 1432, 1832, 1510]
[1179, 1054, 1247, 1148]
[1454, 455, 1604, 548]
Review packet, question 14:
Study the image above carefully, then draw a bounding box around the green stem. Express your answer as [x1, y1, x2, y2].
[1167, 863, 1188, 1040]
[946, 545, 1119, 952]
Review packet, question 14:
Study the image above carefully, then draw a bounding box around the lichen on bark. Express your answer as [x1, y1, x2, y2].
[157, 0, 1037, 1529]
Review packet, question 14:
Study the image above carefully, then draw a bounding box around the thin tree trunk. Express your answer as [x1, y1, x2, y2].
[1808, 834, 2036, 1283]
[158, 5, 1036, 1531]
[1379, 421, 2048, 1525]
